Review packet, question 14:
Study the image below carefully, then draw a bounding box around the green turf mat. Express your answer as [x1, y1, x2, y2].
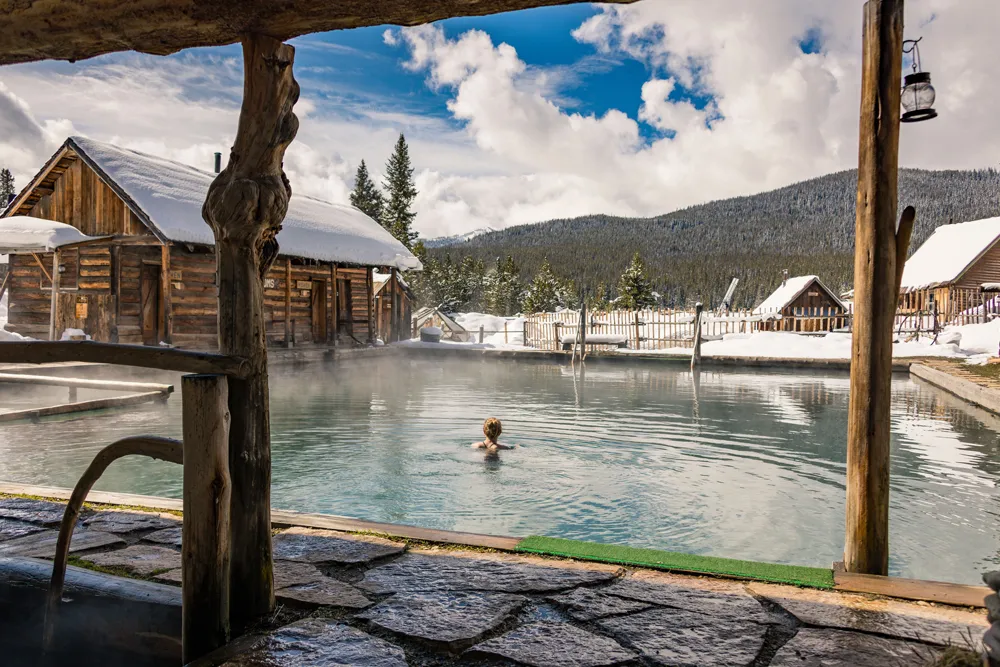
[515, 536, 834, 589]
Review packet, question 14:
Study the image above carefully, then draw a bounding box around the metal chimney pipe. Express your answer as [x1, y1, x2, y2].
[214, 152, 222, 174]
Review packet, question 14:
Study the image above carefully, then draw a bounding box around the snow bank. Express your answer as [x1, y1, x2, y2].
[0, 216, 104, 252]
[60, 328, 90, 341]
[901, 216, 1000, 290]
[453, 313, 526, 346]
[70, 136, 421, 271]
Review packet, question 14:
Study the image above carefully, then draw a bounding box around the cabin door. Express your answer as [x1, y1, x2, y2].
[140, 263, 163, 346]
[337, 279, 352, 337]
[311, 279, 327, 343]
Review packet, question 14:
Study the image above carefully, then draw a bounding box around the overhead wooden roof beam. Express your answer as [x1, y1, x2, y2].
[0, 0, 636, 67]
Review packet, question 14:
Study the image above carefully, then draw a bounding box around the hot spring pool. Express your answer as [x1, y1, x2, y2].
[1, 356, 999, 585]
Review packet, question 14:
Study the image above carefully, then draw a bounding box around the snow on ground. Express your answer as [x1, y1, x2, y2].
[452, 312, 526, 347]
[406, 312, 1000, 362]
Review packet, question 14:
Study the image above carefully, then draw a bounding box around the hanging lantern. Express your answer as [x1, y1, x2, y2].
[901, 38, 937, 123]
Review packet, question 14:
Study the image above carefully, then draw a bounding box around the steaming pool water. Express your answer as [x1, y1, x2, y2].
[2, 356, 1000, 585]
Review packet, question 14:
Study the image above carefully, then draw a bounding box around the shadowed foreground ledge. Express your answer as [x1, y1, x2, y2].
[0, 0, 638, 66]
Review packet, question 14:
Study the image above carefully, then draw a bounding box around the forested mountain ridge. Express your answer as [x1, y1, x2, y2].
[427, 168, 1000, 310]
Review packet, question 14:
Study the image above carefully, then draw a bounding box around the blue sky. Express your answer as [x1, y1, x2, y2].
[0, 0, 994, 238]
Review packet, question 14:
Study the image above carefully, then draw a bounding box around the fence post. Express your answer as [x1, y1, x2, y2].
[504, 321, 508, 344]
[523, 319, 528, 348]
[181, 374, 232, 663]
[691, 303, 703, 370]
[479, 325, 484, 344]
[633, 312, 640, 349]
[554, 322, 561, 351]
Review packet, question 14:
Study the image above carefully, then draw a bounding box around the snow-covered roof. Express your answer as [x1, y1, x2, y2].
[64, 136, 420, 271]
[0, 216, 106, 253]
[754, 275, 845, 313]
[900, 217, 1000, 291]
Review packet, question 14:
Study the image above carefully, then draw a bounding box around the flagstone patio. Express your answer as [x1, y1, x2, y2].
[0, 495, 987, 666]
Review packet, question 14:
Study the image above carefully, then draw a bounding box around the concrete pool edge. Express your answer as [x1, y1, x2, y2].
[0, 482, 988, 609]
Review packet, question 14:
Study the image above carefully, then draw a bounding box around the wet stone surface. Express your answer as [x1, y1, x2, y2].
[82, 510, 179, 533]
[272, 526, 405, 564]
[219, 618, 408, 667]
[0, 497, 71, 525]
[156, 559, 329, 587]
[358, 591, 527, 648]
[768, 628, 938, 666]
[276, 577, 372, 609]
[142, 526, 182, 547]
[547, 587, 653, 621]
[604, 570, 777, 625]
[84, 544, 182, 575]
[598, 607, 767, 666]
[360, 551, 620, 595]
[0, 526, 123, 557]
[0, 517, 46, 541]
[470, 620, 637, 667]
[749, 582, 988, 647]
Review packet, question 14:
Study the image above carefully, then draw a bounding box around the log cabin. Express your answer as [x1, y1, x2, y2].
[1, 136, 421, 349]
[897, 216, 1000, 323]
[753, 273, 847, 332]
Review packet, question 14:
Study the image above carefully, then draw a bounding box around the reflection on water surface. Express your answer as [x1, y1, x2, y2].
[1, 357, 998, 584]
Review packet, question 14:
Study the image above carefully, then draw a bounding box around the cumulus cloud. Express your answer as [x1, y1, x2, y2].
[1, 0, 998, 240]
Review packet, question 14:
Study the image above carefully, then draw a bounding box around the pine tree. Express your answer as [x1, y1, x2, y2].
[349, 160, 384, 222]
[617, 252, 656, 310]
[485, 255, 523, 316]
[522, 259, 561, 313]
[0, 169, 15, 209]
[587, 282, 611, 311]
[382, 134, 418, 250]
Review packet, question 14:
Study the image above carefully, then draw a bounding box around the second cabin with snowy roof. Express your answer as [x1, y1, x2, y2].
[1, 136, 421, 349]
[753, 272, 848, 333]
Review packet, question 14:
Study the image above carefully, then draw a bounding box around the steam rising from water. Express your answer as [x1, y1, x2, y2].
[1, 359, 998, 584]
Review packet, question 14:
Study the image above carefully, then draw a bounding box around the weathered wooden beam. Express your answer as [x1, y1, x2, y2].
[202, 33, 298, 629]
[0, 390, 168, 423]
[366, 267, 375, 344]
[0, 372, 172, 392]
[691, 302, 703, 370]
[48, 250, 60, 341]
[845, 0, 904, 576]
[0, 0, 637, 67]
[161, 245, 173, 344]
[0, 341, 249, 377]
[181, 374, 232, 663]
[284, 258, 292, 348]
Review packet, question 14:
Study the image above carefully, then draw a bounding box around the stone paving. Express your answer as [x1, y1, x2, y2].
[0, 495, 989, 666]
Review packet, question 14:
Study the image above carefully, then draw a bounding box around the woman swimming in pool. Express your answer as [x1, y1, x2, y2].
[472, 417, 518, 456]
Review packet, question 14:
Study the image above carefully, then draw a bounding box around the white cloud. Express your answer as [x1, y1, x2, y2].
[1, 0, 998, 240]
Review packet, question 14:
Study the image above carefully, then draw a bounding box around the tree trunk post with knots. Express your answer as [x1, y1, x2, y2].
[202, 33, 299, 629]
[845, 0, 904, 576]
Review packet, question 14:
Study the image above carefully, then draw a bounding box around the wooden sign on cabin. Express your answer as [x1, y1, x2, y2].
[263, 278, 276, 289]
[75, 296, 88, 319]
[170, 270, 182, 281]
[296, 280, 312, 290]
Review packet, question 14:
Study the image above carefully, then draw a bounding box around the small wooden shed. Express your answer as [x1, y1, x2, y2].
[412, 306, 469, 341]
[753, 274, 847, 332]
[2, 136, 420, 349]
[898, 216, 1000, 322]
[373, 270, 414, 343]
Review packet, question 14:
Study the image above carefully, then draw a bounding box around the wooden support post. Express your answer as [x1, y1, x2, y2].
[110, 245, 121, 343]
[554, 322, 561, 351]
[580, 300, 587, 360]
[331, 264, 339, 347]
[284, 258, 292, 348]
[845, 0, 904, 576]
[691, 302, 703, 371]
[161, 245, 173, 344]
[390, 268, 399, 343]
[49, 250, 60, 341]
[523, 320, 528, 348]
[633, 311, 640, 350]
[366, 268, 374, 344]
[327, 264, 335, 346]
[202, 33, 299, 629]
[181, 373, 231, 663]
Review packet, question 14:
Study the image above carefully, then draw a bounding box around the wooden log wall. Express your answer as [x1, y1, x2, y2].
[21, 153, 150, 237]
[169, 247, 220, 351]
[262, 262, 369, 346]
[118, 245, 165, 345]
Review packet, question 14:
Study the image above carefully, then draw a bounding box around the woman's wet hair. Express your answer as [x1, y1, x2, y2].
[483, 417, 502, 441]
